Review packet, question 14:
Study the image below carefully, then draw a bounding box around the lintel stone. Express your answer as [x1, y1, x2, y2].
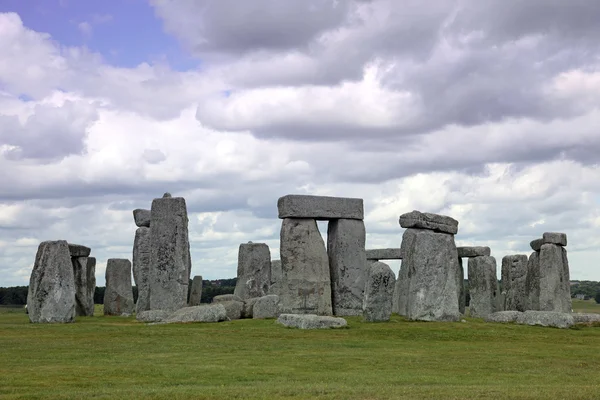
[133, 209, 151, 227]
[542, 232, 567, 247]
[277, 194, 363, 220]
[68, 243, 91, 257]
[365, 248, 402, 260]
[457, 246, 491, 258]
[399, 210, 458, 234]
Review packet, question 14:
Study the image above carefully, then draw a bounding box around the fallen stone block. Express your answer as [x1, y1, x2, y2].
[542, 232, 567, 247]
[276, 314, 348, 329]
[68, 243, 91, 257]
[399, 210, 458, 234]
[219, 300, 244, 320]
[242, 297, 260, 319]
[133, 209, 151, 227]
[515, 311, 574, 329]
[457, 246, 491, 258]
[253, 295, 280, 319]
[484, 311, 522, 323]
[163, 304, 228, 324]
[136, 309, 171, 323]
[365, 248, 402, 260]
[277, 194, 364, 220]
[572, 313, 600, 324]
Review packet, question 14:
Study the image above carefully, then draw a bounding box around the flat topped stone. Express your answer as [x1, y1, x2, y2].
[68, 243, 91, 257]
[457, 246, 491, 258]
[277, 194, 364, 220]
[542, 232, 567, 247]
[133, 209, 151, 227]
[515, 311, 574, 329]
[276, 314, 348, 329]
[399, 210, 458, 234]
[365, 248, 402, 260]
[484, 311, 522, 323]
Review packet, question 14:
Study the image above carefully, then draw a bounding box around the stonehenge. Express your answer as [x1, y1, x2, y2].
[70, 244, 95, 317]
[501, 255, 528, 312]
[457, 246, 492, 315]
[467, 255, 500, 318]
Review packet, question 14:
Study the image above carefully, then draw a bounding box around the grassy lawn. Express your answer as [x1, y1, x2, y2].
[0, 303, 599, 399]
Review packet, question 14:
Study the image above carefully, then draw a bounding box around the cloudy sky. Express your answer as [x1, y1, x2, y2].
[1, 0, 600, 287]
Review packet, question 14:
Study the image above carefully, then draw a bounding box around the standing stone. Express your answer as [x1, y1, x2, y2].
[233, 242, 271, 300]
[85, 257, 96, 315]
[468, 256, 500, 318]
[72, 255, 96, 317]
[27, 240, 76, 323]
[501, 255, 528, 312]
[149, 195, 192, 312]
[526, 251, 541, 310]
[457, 257, 465, 314]
[363, 261, 395, 322]
[279, 218, 332, 316]
[539, 243, 571, 313]
[403, 228, 461, 322]
[133, 226, 151, 314]
[189, 275, 203, 306]
[269, 260, 282, 296]
[393, 229, 415, 316]
[327, 218, 367, 316]
[104, 259, 135, 316]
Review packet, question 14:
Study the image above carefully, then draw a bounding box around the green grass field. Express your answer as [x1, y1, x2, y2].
[1, 300, 599, 400]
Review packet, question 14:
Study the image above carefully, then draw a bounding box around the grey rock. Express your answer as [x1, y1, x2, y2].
[457, 258, 465, 314]
[468, 256, 501, 318]
[328, 218, 367, 316]
[268, 260, 282, 296]
[27, 240, 76, 323]
[485, 311, 522, 323]
[73, 256, 95, 316]
[233, 242, 271, 300]
[362, 262, 395, 322]
[279, 218, 333, 315]
[277, 194, 364, 220]
[457, 246, 491, 258]
[543, 232, 567, 247]
[403, 228, 461, 322]
[530, 238, 543, 251]
[68, 243, 91, 257]
[188, 275, 203, 306]
[365, 248, 402, 260]
[136, 309, 171, 323]
[212, 294, 243, 303]
[572, 313, 600, 324]
[218, 300, 244, 320]
[163, 192, 172, 198]
[133, 209, 151, 227]
[501, 255, 528, 312]
[253, 295, 280, 319]
[242, 297, 260, 318]
[103, 259, 135, 316]
[526, 251, 541, 310]
[276, 314, 348, 329]
[393, 264, 409, 316]
[149, 195, 191, 312]
[399, 210, 458, 234]
[515, 310, 574, 329]
[539, 244, 572, 313]
[164, 304, 228, 324]
[133, 227, 151, 314]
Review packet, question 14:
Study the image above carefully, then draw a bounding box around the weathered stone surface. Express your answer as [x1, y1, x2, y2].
[399, 210, 458, 234]
[218, 300, 244, 320]
[133, 227, 151, 314]
[542, 232, 567, 247]
[276, 314, 348, 329]
[136, 309, 171, 323]
[163, 304, 228, 324]
[268, 260, 282, 296]
[403, 228, 461, 321]
[212, 294, 243, 303]
[104, 259, 135, 316]
[526, 251, 540, 310]
[515, 310, 574, 329]
[133, 208, 151, 227]
[68, 243, 91, 257]
[468, 256, 500, 318]
[365, 248, 402, 260]
[188, 275, 203, 306]
[501, 255, 528, 312]
[279, 218, 332, 315]
[234, 242, 271, 300]
[485, 311, 522, 323]
[530, 238, 543, 252]
[73, 256, 95, 316]
[253, 295, 280, 319]
[328, 219, 367, 316]
[539, 244, 572, 313]
[393, 264, 409, 316]
[242, 297, 260, 318]
[572, 313, 600, 324]
[362, 262, 395, 322]
[277, 194, 364, 220]
[457, 246, 491, 258]
[457, 258, 465, 314]
[149, 195, 192, 312]
[27, 240, 76, 323]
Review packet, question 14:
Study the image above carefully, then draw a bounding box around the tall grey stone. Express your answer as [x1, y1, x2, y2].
[279, 218, 332, 316]
[149, 195, 191, 312]
[27, 240, 76, 323]
[468, 256, 500, 318]
[399, 210, 458, 234]
[278, 194, 363, 220]
[73, 255, 95, 316]
[189, 275, 203, 306]
[133, 226, 151, 314]
[539, 243, 571, 313]
[269, 259, 282, 296]
[363, 261, 395, 322]
[133, 209, 151, 227]
[403, 228, 461, 322]
[327, 218, 367, 316]
[86, 257, 96, 315]
[457, 257, 465, 314]
[393, 228, 415, 316]
[104, 258, 134, 316]
[526, 251, 541, 310]
[233, 242, 271, 300]
[501, 255, 528, 312]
